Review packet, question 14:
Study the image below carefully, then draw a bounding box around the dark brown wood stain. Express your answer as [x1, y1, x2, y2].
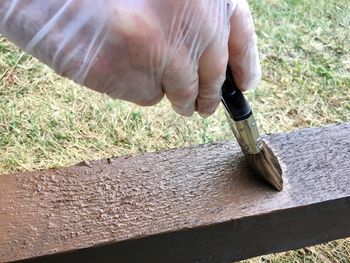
[1, 123, 350, 262]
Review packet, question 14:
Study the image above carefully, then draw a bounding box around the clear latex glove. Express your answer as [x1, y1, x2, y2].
[0, 0, 260, 117]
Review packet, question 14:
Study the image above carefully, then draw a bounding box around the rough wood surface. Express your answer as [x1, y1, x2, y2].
[1, 123, 350, 263]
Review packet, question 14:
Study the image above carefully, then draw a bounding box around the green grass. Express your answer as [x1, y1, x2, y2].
[0, 0, 349, 261]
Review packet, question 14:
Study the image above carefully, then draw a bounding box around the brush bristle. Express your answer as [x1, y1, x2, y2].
[246, 141, 283, 191]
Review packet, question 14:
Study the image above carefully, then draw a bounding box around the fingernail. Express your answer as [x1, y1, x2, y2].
[172, 104, 195, 117]
[199, 110, 215, 119]
[199, 113, 210, 119]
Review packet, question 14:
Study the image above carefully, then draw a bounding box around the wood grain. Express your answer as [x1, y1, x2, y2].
[1, 123, 350, 263]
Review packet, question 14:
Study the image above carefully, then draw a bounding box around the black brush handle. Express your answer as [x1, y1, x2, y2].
[221, 66, 252, 121]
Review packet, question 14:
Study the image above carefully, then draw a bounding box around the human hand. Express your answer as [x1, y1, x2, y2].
[0, 0, 260, 117]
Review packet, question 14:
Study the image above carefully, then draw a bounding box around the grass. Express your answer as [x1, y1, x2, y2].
[0, 0, 349, 261]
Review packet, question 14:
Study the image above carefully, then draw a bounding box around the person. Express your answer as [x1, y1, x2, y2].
[0, 0, 261, 118]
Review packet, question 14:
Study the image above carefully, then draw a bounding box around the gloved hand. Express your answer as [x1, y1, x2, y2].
[0, 0, 261, 117]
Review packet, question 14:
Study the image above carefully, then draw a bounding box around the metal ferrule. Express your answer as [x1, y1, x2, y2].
[225, 113, 263, 155]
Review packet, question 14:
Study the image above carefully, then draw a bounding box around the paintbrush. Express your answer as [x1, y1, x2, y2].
[221, 66, 283, 191]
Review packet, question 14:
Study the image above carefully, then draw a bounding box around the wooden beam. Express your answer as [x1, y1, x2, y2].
[1, 123, 350, 263]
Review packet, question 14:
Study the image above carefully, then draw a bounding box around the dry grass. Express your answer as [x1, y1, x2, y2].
[0, 0, 349, 261]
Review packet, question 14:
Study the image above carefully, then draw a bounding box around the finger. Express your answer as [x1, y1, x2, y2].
[84, 4, 166, 107]
[197, 37, 229, 118]
[162, 45, 199, 117]
[197, 1, 231, 118]
[228, 0, 261, 91]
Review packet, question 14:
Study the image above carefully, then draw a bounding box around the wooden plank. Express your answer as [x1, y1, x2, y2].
[1, 123, 350, 263]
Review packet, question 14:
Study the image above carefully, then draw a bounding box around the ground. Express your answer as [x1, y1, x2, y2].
[0, 0, 349, 262]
